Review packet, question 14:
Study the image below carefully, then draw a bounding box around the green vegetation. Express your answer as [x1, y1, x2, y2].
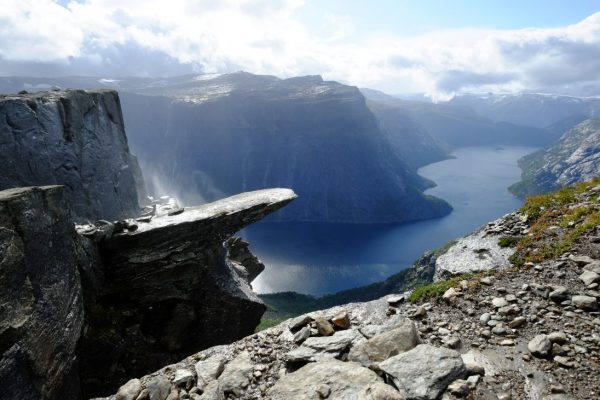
[408, 278, 460, 303]
[254, 317, 287, 333]
[509, 179, 600, 268]
[498, 236, 520, 248]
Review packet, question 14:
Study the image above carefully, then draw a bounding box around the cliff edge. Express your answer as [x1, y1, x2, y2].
[0, 89, 146, 221]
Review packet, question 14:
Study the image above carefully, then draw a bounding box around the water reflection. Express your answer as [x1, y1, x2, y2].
[243, 146, 535, 295]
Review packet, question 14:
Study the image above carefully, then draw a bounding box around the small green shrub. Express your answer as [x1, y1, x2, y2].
[498, 236, 520, 248]
[254, 318, 287, 333]
[408, 279, 459, 303]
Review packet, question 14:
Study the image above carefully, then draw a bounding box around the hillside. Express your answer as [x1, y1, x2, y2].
[511, 118, 600, 197]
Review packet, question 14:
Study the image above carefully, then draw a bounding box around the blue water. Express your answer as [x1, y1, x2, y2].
[243, 146, 535, 295]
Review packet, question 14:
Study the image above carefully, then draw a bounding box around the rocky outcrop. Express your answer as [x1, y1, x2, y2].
[510, 118, 600, 196]
[0, 89, 146, 221]
[433, 213, 529, 280]
[78, 188, 297, 398]
[0, 186, 88, 400]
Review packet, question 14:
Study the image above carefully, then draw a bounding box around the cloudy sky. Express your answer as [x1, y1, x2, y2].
[1, 0, 600, 98]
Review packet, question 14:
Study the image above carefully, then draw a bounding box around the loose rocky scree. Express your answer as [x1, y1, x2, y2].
[104, 181, 600, 400]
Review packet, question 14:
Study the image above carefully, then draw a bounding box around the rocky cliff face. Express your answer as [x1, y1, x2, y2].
[510, 118, 600, 196]
[0, 186, 87, 400]
[103, 180, 600, 400]
[117, 73, 451, 223]
[0, 90, 146, 221]
[78, 189, 296, 397]
[0, 185, 296, 400]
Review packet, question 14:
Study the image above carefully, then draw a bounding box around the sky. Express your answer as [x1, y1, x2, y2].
[2, 0, 600, 98]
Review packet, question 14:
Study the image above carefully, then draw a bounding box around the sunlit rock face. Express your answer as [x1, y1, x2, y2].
[0, 89, 146, 221]
[117, 72, 451, 223]
[511, 118, 600, 196]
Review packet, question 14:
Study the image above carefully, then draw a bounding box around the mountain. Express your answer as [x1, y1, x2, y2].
[0, 74, 452, 223]
[448, 92, 600, 128]
[0, 89, 146, 221]
[362, 89, 557, 148]
[366, 99, 448, 170]
[510, 118, 600, 196]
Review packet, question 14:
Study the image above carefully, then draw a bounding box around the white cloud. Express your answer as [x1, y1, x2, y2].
[1, 1, 600, 97]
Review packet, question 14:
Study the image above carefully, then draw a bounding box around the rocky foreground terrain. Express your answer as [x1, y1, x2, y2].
[104, 180, 600, 400]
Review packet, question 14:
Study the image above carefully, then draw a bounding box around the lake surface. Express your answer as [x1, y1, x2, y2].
[243, 146, 535, 295]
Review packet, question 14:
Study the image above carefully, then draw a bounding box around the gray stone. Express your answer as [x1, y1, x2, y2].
[287, 329, 364, 363]
[508, 317, 526, 328]
[547, 331, 568, 344]
[528, 335, 552, 358]
[579, 270, 600, 286]
[348, 319, 421, 366]
[492, 297, 509, 308]
[218, 352, 254, 396]
[116, 379, 142, 400]
[447, 379, 471, 397]
[434, 225, 514, 279]
[570, 255, 595, 266]
[146, 375, 171, 400]
[268, 360, 392, 399]
[332, 310, 351, 329]
[195, 355, 226, 389]
[288, 315, 312, 331]
[293, 326, 311, 344]
[549, 286, 570, 302]
[378, 344, 467, 400]
[572, 295, 598, 310]
[315, 317, 335, 336]
[173, 369, 194, 386]
[197, 380, 222, 400]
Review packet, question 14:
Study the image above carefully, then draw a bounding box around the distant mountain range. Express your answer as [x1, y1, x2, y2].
[448, 92, 600, 128]
[3, 74, 593, 222]
[362, 89, 561, 148]
[0, 74, 452, 223]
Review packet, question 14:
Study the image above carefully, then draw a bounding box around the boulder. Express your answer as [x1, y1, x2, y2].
[195, 354, 226, 389]
[287, 329, 364, 363]
[349, 319, 421, 366]
[268, 360, 398, 399]
[571, 295, 598, 310]
[378, 344, 467, 400]
[528, 335, 552, 358]
[218, 352, 254, 396]
[0, 186, 86, 400]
